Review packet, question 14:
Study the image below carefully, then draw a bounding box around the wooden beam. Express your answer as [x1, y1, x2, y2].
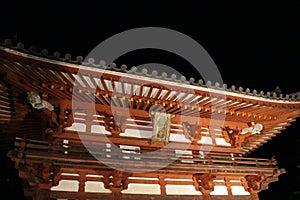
[50, 191, 253, 200]
[53, 132, 241, 154]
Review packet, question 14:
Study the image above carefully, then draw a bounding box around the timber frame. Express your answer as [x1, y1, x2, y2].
[1, 40, 300, 200]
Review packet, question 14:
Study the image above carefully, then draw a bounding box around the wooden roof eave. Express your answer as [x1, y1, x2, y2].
[1, 47, 300, 109]
[1, 47, 300, 155]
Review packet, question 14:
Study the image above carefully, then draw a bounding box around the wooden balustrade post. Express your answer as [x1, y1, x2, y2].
[33, 188, 51, 200]
[32, 183, 52, 200]
[192, 173, 215, 200]
[108, 170, 131, 200]
[224, 177, 233, 196]
[242, 175, 264, 200]
[158, 176, 166, 195]
[201, 190, 212, 200]
[110, 186, 123, 200]
[85, 110, 94, 133]
[58, 104, 67, 132]
[17, 139, 26, 158]
[78, 171, 87, 193]
[249, 189, 260, 200]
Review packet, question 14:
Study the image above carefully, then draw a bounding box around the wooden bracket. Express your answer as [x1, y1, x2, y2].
[182, 121, 202, 144]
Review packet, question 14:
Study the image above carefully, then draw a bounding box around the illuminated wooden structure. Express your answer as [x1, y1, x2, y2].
[1, 40, 299, 200]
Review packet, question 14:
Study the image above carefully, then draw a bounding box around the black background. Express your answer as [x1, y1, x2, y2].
[0, 1, 299, 199]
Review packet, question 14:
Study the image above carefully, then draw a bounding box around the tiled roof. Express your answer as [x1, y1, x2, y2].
[1, 38, 299, 102]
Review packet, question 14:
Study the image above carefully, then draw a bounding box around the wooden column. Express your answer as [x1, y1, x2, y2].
[249, 189, 260, 200]
[192, 173, 215, 200]
[201, 190, 212, 200]
[65, 108, 74, 128]
[78, 171, 87, 193]
[105, 170, 131, 200]
[208, 126, 217, 145]
[224, 177, 233, 196]
[242, 175, 265, 200]
[102, 112, 126, 137]
[33, 163, 53, 200]
[158, 176, 166, 195]
[25, 163, 61, 200]
[57, 103, 74, 132]
[33, 187, 51, 200]
[110, 186, 123, 200]
[57, 103, 66, 132]
[85, 110, 94, 133]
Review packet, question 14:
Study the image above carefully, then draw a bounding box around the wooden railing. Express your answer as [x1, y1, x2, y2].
[12, 137, 277, 169]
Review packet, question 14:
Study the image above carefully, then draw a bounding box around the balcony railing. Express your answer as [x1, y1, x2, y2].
[11, 137, 277, 170]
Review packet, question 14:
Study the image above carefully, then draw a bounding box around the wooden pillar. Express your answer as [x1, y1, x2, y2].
[58, 104, 67, 132]
[201, 190, 212, 200]
[110, 186, 123, 200]
[111, 112, 127, 137]
[65, 108, 74, 128]
[17, 139, 26, 158]
[85, 110, 94, 133]
[102, 112, 126, 137]
[33, 188, 51, 200]
[242, 175, 263, 200]
[158, 176, 166, 195]
[224, 177, 233, 196]
[78, 171, 87, 192]
[192, 173, 215, 200]
[108, 170, 130, 200]
[208, 126, 217, 145]
[32, 183, 52, 200]
[249, 189, 260, 200]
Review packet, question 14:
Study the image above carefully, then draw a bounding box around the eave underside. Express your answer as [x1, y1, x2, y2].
[1, 47, 299, 155]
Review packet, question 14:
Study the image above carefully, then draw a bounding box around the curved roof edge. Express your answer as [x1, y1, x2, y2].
[1, 39, 300, 102]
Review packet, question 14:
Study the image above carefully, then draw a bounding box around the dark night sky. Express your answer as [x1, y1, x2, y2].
[1, 1, 300, 199]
